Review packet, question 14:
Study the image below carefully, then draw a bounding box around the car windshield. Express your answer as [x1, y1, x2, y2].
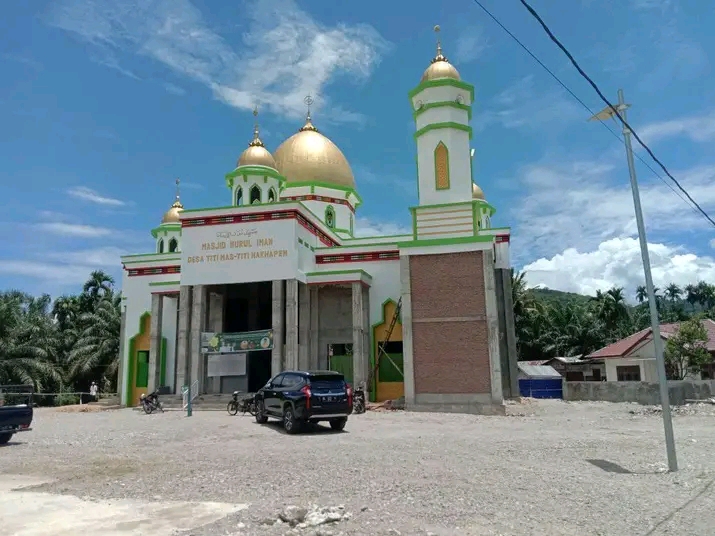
[309, 374, 345, 389]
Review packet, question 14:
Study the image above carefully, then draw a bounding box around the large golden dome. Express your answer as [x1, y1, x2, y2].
[273, 115, 355, 189]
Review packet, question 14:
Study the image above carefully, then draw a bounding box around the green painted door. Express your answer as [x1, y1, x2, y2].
[329, 355, 353, 384]
[136, 351, 149, 388]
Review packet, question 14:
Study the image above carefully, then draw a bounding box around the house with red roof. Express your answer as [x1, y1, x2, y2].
[587, 319, 715, 382]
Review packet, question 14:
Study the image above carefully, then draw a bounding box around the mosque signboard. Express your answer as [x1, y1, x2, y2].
[180, 219, 297, 286]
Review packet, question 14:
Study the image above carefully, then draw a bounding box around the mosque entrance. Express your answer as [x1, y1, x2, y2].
[209, 282, 273, 393]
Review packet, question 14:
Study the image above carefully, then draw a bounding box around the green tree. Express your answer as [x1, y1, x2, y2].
[664, 317, 711, 380]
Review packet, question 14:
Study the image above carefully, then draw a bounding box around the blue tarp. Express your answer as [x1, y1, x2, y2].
[518, 378, 563, 399]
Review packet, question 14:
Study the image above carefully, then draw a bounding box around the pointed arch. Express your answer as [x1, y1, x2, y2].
[157, 239, 164, 254]
[250, 184, 261, 204]
[168, 238, 179, 253]
[235, 186, 243, 206]
[434, 141, 450, 190]
[268, 187, 277, 203]
[325, 205, 336, 229]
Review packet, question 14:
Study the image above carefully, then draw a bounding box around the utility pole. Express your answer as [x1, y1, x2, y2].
[589, 89, 678, 472]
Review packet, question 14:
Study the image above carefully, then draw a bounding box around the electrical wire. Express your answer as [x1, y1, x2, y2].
[511, 0, 715, 227]
[469, 0, 701, 221]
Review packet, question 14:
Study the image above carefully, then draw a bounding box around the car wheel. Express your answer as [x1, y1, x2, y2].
[329, 417, 347, 431]
[254, 400, 268, 424]
[283, 406, 301, 434]
[0, 433, 13, 445]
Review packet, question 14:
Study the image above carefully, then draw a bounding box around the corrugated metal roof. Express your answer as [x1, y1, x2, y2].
[517, 363, 562, 378]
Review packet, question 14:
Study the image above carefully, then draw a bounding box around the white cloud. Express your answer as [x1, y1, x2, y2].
[164, 82, 186, 96]
[36, 222, 113, 237]
[510, 159, 715, 262]
[639, 110, 715, 145]
[45, 247, 127, 267]
[45, 0, 390, 123]
[354, 217, 411, 238]
[454, 27, 489, 64]
[67, 186, 125, 206]
[523, 237, 715, 298]
[475, 76, 581, 132]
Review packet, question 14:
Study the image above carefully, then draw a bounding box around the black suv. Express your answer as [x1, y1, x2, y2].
[254, 370, 353, 434]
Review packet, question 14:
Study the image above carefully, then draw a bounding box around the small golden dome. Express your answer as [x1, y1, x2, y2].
[421, 26, 460, 82]
[273, 114, 355, 188]
[237, 110, 277, 169]
[161, 200, 183, 223]
[472, 182, 485, 200]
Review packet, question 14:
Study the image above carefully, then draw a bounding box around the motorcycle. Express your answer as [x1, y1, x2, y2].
[353, 385, 366, 415]
[140, 391, 164, 414]
[227, 391, 257, 416]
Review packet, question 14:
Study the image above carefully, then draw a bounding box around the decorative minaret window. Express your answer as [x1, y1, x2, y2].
[158, 239, 164, 253]
[168, 238, 178, 253]
[434, 142, 450, 190]
[325, 205, 336, 228]
[235, 187, 243, 206]
[250, 184, 261, 204]
[349, 213, 354, 235]
[268, 187, 276, 203]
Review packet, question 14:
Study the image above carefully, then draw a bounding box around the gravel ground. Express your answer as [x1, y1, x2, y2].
[2, 400, 715, 536]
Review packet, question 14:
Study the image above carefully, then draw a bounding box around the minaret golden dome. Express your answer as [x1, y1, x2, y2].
[237, 107, 277, 169]
[161, 178, 184, 223]
[273, 110, 355, 188]
[421, 25, 461, 82]
[472, 182, 485, 200]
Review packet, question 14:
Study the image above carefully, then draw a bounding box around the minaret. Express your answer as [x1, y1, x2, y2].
[410, 25, 474, 207]
[153, 178, 184, 254]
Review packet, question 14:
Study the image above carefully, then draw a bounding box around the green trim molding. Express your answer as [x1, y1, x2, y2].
[283, 180, 363, 207]
[125, 311, 168, 406]
[415, 122, 472, 141]
[413, 100, 472, 121]
[225, 166, 286, 190]
[149, 280, 180, 287]
[306, 269, 373, 282]
[397, 234, 494, 249]
[408, 78, 476, 102]
[150, 223, 181, 239]
[122, 255, 181, 265]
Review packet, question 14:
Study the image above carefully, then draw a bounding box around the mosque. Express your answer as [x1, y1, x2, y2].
[118, 28, 518, 415]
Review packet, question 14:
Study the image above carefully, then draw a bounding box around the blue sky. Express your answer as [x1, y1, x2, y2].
[1, 0, 715, 299]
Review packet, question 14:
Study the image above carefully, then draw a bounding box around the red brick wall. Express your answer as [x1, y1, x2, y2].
[410, 251, 491, 394]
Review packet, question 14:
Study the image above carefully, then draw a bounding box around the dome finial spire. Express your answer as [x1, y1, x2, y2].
[432, 24, 446, 63]
[172, 177, 183, 209]
[300, 95, 318, 132]
[248, 105, 265, 148]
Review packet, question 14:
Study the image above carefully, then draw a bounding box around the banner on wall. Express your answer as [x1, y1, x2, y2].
[181, 219, 298, 285]
[200, 329, 274, 354]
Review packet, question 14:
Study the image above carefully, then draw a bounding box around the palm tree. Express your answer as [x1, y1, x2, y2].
[665, 283, 682, 304]
[685, 284, 699, 311]
[635, 285, 647, 304]
[82, 270, 115, 301]
[66, 295, 121, 390]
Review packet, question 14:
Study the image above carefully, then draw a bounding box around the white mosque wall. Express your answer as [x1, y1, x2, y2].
[296, 223, 317, 276]
[415, 106, 470, 132]
[416, 127, 472, 206]
[300, 199, 353, 235]
[161, 295, 178, 392]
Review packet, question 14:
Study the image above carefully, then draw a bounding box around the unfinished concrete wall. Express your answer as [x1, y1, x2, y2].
[494, 268, 519, 399]
[316, 286, 353, 369]
[564, 380, 715, 405]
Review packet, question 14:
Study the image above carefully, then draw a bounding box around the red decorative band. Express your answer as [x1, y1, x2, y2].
[496, 234, 510, 243]
[282, 195, 354, 212]
[181, 209, 338, 248]
[316, 250, 399, 264]
[125, 265, 181, 277]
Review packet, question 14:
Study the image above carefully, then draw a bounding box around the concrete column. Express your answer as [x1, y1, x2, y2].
[399, 255, 416, 406]
[175, 285, 192, 391]
[207, 289, 224, 394]
[148, 293, 164, 392]
[285, 279, 299, 371]
[309, 287, 320, 370]
[500, 268, 520, 399]
[271, 280, 285, 375]
[482, 250, 504, 404]
[189, 285, 207, 393]
[298, 282, 311, 370]
[352, 282, 369, 388]
[117, 304, 127, 405]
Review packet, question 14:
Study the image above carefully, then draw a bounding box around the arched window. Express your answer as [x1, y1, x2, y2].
[168, 238, 178, 253]
[235, 187, 243, 206]
[434, 141, 450, 190]
[157, 239, 164, 254]
[268, 187, 276, 203]
[250, 184, 261, 204]
[325, 205, 336, 229]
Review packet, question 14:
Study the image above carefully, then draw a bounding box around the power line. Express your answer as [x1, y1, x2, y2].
[469, 0, 701, 221]
[515, 0, 715, 228]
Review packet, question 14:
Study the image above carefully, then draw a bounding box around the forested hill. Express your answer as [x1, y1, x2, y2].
[528, 287, 592, 307]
